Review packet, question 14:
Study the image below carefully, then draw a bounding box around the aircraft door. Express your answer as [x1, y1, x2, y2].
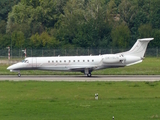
[32, 57, 37, 68]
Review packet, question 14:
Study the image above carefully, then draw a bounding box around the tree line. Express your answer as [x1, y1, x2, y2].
[0, 0, 160, 50]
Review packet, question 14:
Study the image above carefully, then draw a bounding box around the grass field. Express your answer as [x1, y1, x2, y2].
[0, 57, 160, 120]
[1, 57, 160, 75]
[0, 81, 160, 120]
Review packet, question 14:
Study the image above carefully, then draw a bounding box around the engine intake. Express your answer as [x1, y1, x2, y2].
[103, 54, 126, 64]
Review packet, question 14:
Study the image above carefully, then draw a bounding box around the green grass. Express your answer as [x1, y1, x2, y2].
[1, 57, 160, 75]
[0, 81, 160, 120]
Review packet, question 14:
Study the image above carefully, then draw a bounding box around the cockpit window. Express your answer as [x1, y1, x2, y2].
[25, 60, 29, 63]
[21, 60, 29, 63]
[21, 60, 25, 63]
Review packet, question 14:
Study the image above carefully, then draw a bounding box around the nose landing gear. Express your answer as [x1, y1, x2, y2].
[18, 73, 21, 77]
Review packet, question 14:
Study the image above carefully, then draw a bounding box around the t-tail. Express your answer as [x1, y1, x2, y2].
[116, 38, 154, 66]
[123, 38, 154, 58]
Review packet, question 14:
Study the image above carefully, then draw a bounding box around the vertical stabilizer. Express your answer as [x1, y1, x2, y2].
[122, 38, 154, 58]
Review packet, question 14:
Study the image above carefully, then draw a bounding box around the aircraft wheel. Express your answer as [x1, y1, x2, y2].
[87, 73, 91, 77]
[18, 73, 21, 77]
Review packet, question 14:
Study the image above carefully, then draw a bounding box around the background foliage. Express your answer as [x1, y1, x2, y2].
[0, 0, 159, 49]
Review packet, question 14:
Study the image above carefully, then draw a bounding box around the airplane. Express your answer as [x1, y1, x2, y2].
[7, 38, 153, 77]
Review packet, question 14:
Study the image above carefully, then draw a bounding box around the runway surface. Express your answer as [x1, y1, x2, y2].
[0, 75, 160, 81]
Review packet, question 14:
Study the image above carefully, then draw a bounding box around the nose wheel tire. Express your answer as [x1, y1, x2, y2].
[18, 73, 21, 77]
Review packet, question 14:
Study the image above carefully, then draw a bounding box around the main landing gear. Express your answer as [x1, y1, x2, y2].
[84, 68, 92, 77]
[87, 73, 92, 77]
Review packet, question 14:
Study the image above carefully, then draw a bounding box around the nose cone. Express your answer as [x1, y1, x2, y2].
[7, 66, 11, 70]
[7, 64, 15, 70]
[7, 63, 21, 70]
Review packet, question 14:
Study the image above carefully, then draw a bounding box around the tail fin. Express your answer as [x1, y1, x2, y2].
[123, 38, 154, 58]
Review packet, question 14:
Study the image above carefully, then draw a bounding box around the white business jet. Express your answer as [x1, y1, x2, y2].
[7, 38, 153, 77]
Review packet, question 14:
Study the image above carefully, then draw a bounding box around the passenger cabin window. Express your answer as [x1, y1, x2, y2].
[52, 61, 54, 63]
[73, 60, 75, 62]
[64, 60, 66, 62]
[69, 60, 71, 62]
[92, 60, 94, 62]
[78, 60, 80, 62]
[48, 61, 50, 63]
[83, 60, 85, 62]
[88, 60, 89, 62]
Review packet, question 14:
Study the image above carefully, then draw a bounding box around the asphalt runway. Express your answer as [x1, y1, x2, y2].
[0, 75, 160, 81]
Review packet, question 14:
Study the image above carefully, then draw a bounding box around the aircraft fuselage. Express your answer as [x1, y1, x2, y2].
[7, 38, 154, 77]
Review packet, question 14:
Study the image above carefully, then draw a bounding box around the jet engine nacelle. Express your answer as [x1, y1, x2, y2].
[103, 54, 126, 64]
